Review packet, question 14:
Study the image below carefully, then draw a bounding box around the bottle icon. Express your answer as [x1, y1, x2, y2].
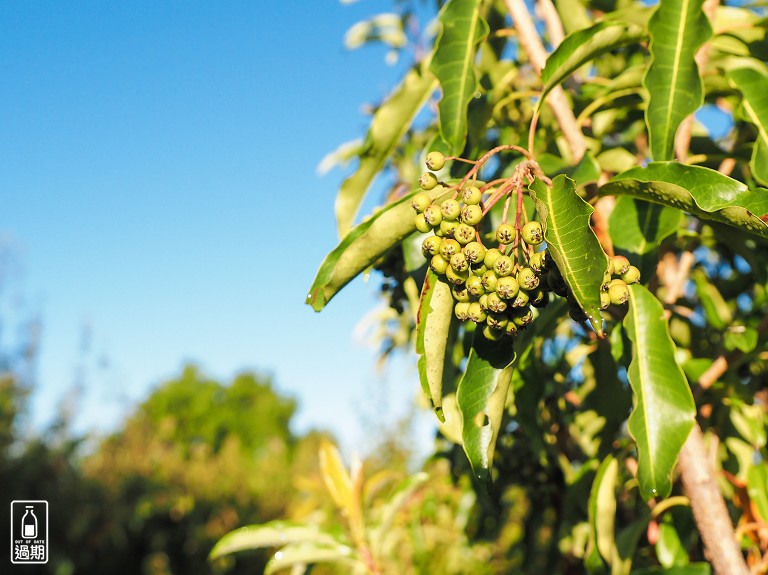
[21, 506, 37, 539]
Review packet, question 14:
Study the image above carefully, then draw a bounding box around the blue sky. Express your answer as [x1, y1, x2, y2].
[0, 1, 437, 453]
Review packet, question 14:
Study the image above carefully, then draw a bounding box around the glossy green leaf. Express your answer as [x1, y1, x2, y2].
[335, 65, 437, 237]
[456, 331, 515, 487]
[264, 542, 360, 575]
[554, 0, 591, 35]
[727, 66, 768, 186]
[624, 284, 696, 500]
[540, 21, 645, 109]
[307, 186, 450, 311]
[210, 522, 340, 560]
[609, 197, 683, 255]
[656, 519, 689, 568]
[601, 162, 768, 238]
[429, 0, 489, 153]
[416, 270, 455, 419]
[530, 175, 608, 333]
[644, 0, 711, 160]
[724, 326, 758, 353]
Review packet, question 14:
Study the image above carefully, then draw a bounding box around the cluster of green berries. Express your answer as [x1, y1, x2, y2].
[413, 151, 640, 338]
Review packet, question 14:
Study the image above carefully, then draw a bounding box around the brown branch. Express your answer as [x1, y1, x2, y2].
[678, 426, 750, 575]
[537, 0, 565, 48]
[504, 0, 587, 162]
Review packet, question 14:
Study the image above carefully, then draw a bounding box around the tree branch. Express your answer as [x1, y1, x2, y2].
[504, 0, 586, 162]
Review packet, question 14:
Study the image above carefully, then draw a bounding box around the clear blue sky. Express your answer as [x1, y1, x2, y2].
[0, 1, 437, 453]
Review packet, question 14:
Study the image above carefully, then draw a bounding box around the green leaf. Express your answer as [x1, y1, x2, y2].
[692, 268, 732, 330]
[724, 326, 758, 353]
[727, 66, 768, 186]
[335, 65, 437, 237]
[540, 21, 645, 109]
[587, 455, 619, 567]
[643, 0, 712, 160]
[624, 284, 696, 500]
[416, 271, 455, 419]
[264, 542, 360, 575]
[456, 331, 516, 487]
[209, 522, 341, 560]
[656, 519, 689, 568]
[307, 186, 450, 311]
[429, 0, 489, 153]
[530, 175, 608, 333]
[747, 464, 768, 523]
[601, 162, 768, 238]
[609, 197, 683, 255]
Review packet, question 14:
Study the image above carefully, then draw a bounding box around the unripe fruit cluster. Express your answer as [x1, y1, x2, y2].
[599, 255, 641, 309]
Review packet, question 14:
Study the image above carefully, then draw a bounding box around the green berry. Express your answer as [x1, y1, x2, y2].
[611, 255, 630, 275]
[496, 276, 519, 300]
[454, 302, 471, 321]
[621, 266, 641, 285]
[510, 289, 530, 309]
[430, 254, 448, 275]
[486, 292, 507, 313]
[521, 221, 544, 245]
[421, 236, 442, 258]
[504, 322, 519, 337]
[493, 255, 514, 277]
[419, 171, 439, 190]
[450, 252, 469, 273]
[529, 288, 547, 308]
[600, 290, 611, 310]
[516, 267, 540, 291]
[426, 151, 446, 171]
[511, 306, 534, 327]
[415, 214, 433, 233]
[487, 313, 509, 330]
[461, 186, 482, 205]
[471, 263, 488, 277]
[608, 280, 630, 305]
[439, 219, 459, 237]
[463, 241, 486, 264]
[479, 294, 489, 310]
[483, 248, 503, 268]
[601, 272, 612, 291]
[483, 325, 504, 341]
[452, 284, 471, 302]
[454, 223, 476, 245]
[496, 223, 515, 245]
[468, 301, 487, 323]
[465, 275, 485, 297]
[446, 266, 469, 285]
[460, 204, 483, 226]
[411, 193, 432, 213]
[439, 238, 461, 260]
[481, 270, 499, 292]
[423, 204, 442, 227]
[606, 258, 615, 275]
[528, 251, 545, 273]
[441, 198, 461, 220]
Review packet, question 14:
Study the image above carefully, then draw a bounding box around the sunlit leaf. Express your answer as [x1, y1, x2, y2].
[587, 455, 619, 567]
[416, 270, 455, 419]
[335, 65, 437, 237]
[644, 0, 712, 160]
[724, 326, 758, 353]
[429, 0, 489, 153]
[318, 439, 354, 513]
[530, 175, 608, 333]
[692, 268, 732, 330]
[727, 65, 768, 186]
[601, 162, 768, 238]
[609, 197, 683, 255]
[656, 518, 689, 568]
[307, 186, 451, 312]
[624, 284, 696, 500]
[747, 464, 768, 523]
[209, 522, 341, 560]
[631, 564, 711, 575]
[264, 542, 360, 575]
[540, 21, 645, 109]
[456, 331, 515, 488]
